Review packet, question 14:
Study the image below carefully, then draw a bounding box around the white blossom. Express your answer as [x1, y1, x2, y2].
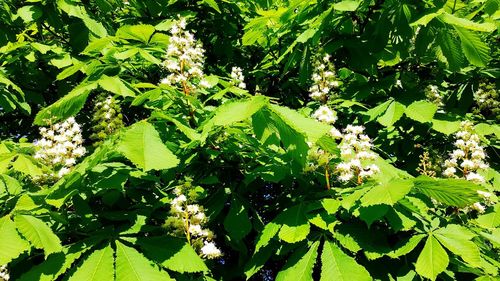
[312, 105, 337, 124]
[443, 121, 488, 183]
[471, 202, 485, 213]
[167, 188, 221, 259]
[161, 17, 207, 92]
[230, 66, 246, 89]
[200, 241, 222, 259]
[335, 125, 379, 183]
[34, 117, 86, 181]
[309, 54, 339, 101]
[0, 265, 9, 281]
[425, 85, 443, 106]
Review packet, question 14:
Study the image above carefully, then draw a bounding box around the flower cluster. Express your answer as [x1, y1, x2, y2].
[90, 94, 123, 145]
[312, 105, 337, 124]
[165, 180, 221, 259]
[425, 85, 443, 106]
[442, 121, 488, 183]
[305, 144, 330, 172]
[34, 117, 86, 180]
[230, 66, 246, 89]
[0, 265, 9, 281]
[417, 151, 438, 178]
[470, 190, 495, 213]
[309, 54, 339, 101]
[161, 17, 209, 93]
[473, 82, 499, 121]
[335, 125, 379, 184]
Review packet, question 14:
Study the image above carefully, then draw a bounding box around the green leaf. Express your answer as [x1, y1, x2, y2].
[410, 9, 444, 26]
[434, 227, 480, 267]
[19, 242, 90, 281]
[296, 28, 317, 43]
[320, 240, 371, 281]
[439, 13, 496, 32]
[364, 100, 392, 122]
[151, 111, 201, 141]
[68, 245, 114, 281]
[245, 242, 276, 280]
[413, 177, 481, 207]
[202, 96, 268, 139]
[415, 235, 449, 281]
[0, 216, 30, 265]
[276, 242, 319, 281]
[11, 155, 43, 176]
[34, 82, 98, 125]
[405, 101, 438, 123]
[475, 204, 500, 228]
[254, 222, 281, 253]
[333, 1, 361, 11]
[454, 26, 491, 67]
[0, 174, 22, 195]
[137, 236, 208, 273]
[431, 118, 461, 135]
[57, 0, 107, 37]
[322, 199, 341, 214]
[17, 5, 43, 22]
[15, 215, 62, 256]
[115, 241, 173, 281]
[437, 30, 465, 71]
[360, 179, 413, 206]
[98, 75, 136, 97]
[211, 96, 268, 127]
[117, 121, 180, 171]
[388, 234, 426, 258]
[202, 0, 221, 13]
[278, 205, 311, 243]
[224, 197, 252, 240]
[377, 101, 406, 127]
[116, 25, 156, 44]
[269, 104, 331, 143]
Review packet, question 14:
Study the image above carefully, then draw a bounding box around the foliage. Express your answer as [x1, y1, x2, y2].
[0, 0, 499, 280]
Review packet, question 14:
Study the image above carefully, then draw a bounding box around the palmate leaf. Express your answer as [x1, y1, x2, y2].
[15, 215, 62, 256]
[223, 197, 252, 241]
[439, 13, 496, 32]
[454, 26, 491, 67]
[0, 216, 30, 265]
[201, 95, 268, 140]
[277, 204, 311, 243]
[404, 100, 438, 123]
[34, 81, 98, 125]
[415, 235, 449, 281]
[56, 0, 107, 37]
[320, 241, 371, 281]
[436, 30, 465, 71]
[413, 176, 481, 207]
[254, 222, 281, 253]
[377, 101, 406, 127]
[116, 24, 156, 44]
[19, 241, 91, 281]
[117, 121, 179, 171]
[98, 75, 137, 98]
[115, 241, 173, 281]
[434, 225, 480, 267]
[68, 244, 114, 281]
[276, 241, 319, 281]
[388, 234, 426, 258]
[269, 104, 331, 143]
[475, 204, 500, 228]
[11, 154, 44, 176]
[137, 236, 208, 273]
[360, 179, 413, 207]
